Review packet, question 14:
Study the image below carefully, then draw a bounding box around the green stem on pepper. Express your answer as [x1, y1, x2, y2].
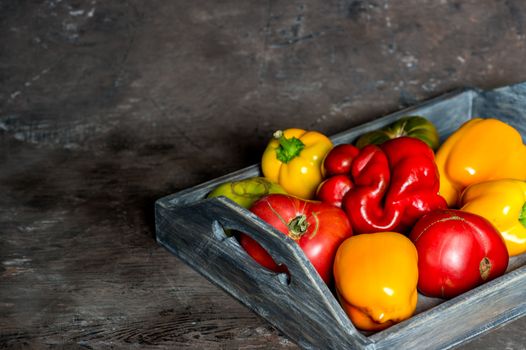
[519, 202, 526, 227]
[273, 130, 305, 163]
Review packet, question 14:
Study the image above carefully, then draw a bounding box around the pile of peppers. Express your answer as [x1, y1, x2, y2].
[208, 115, 526, 332]
[329, 137, 447, 234]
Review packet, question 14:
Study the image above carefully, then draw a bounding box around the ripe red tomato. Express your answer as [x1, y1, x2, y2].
[239, 194, 353, 285]
[323, 144, 360, 176]
[409, 209, 509, 299]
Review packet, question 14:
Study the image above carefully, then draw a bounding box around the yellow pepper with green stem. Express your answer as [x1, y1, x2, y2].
[261, 128, 333, 199]
[460, 179, 526, 256]
[435, 118, 526, 207]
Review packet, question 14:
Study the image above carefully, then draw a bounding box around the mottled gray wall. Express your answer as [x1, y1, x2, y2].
[3, 0, 526, 185]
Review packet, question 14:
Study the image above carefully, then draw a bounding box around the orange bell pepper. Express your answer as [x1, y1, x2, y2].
[333, 232, 419, 331]
[435, 118, 526, 207]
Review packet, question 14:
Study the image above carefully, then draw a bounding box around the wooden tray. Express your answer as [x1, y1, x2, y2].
[155, 82, 526, 350]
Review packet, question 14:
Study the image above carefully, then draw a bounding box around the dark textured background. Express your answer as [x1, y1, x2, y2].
[1, 0, 525, 348]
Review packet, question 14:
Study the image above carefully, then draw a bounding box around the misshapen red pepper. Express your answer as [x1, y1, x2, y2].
[342, 137, 447, 234]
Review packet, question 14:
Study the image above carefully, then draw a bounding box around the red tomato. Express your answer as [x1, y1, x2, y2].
[323, 144, 360, 176]
[316, 174, 353, 207]
[239, 194, 353, 285]
[409, 209, 509, 299]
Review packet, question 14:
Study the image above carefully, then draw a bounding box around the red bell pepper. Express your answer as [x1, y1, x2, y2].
[315, 144, 359, 207]
[316, 174, 353, 208]
[342, 137, 447, 234]
[323, 144, 360, 176]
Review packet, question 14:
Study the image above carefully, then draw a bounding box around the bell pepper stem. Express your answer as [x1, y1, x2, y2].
[273, 130, 305, 163]
[519, 202, 526, 228]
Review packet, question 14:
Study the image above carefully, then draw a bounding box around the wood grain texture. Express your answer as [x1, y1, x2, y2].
[2, 0, 526, 349]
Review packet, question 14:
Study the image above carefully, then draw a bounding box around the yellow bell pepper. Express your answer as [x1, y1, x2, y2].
[460, 179, 526, 256]
[261, 128, 333, 199]
[333, 232, 419, 331]
[436, 118, 526, 207]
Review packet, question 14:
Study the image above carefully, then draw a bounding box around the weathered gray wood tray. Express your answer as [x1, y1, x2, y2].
[155, 81, 526, 350]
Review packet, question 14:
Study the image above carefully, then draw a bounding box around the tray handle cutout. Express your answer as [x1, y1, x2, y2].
[209, 218, 292, 285]
[155, 196, 372, 350]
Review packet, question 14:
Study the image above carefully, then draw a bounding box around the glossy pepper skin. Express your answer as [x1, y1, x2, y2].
[262, 129, 333, 199]
[322, 144, 360, 177]
[333, 232, 419, 331]
[316, 175, 353, 208]
[316, 144, 358, 207]
[460, 179, 526, 256]
[342, 137, 447, 234]
[435, 118, 526, 207]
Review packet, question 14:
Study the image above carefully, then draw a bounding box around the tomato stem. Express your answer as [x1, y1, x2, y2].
[479, 257, 491, 281]
[288, 215, 308, 240]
